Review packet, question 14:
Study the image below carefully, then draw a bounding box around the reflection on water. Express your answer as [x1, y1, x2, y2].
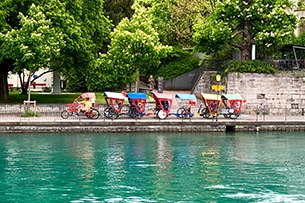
[0, 132, 305, 202]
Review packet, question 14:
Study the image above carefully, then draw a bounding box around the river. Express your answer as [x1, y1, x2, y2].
[0, 132, 305, 202]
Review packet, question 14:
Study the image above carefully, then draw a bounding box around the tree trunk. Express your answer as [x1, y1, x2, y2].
[232, 24, 254, 61]
[0, 60, 12, 102]
[18, 71, 30, 94]
[240, 25, 253, 61]
[0, 67, 9, 102]
[51, 71, 61, 94]
[241, 41, 252, 61]
[135, 68, 140, 93]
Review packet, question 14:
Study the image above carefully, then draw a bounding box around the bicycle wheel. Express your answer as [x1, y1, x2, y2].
[157, 110, 168, 119]
[230, 114, 239, 119]
[86, 109, 100, 119]
[128, 106, 137, 118]
[61, 110, 70, 119]
[201, 108, 213, 119]
[104, 107, 114, 119]
[176, 107, 187, 118]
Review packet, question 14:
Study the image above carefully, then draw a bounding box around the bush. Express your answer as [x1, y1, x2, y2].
[21, 109, 40, 117]
[156, 51, 201, 80]
[224, 60, 276, 74]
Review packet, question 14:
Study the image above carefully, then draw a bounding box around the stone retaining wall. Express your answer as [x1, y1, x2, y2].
[1, 120, 305, 133]
[193, 71, 305, 116]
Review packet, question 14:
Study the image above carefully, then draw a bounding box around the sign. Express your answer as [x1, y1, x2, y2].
[212, 85, 224, 91]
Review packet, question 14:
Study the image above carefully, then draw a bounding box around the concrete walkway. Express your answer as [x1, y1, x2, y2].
[1, 112, 305, 133]
[1, 90, 305, 133]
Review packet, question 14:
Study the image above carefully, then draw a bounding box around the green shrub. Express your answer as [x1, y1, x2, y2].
[21, 109, 40, 117]
[156, 52, 201, 80]
[224, 60, 276, 74]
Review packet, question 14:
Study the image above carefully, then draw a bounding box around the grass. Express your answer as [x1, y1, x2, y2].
[3, 91, 155, 104]
[2, 91, 107, 104]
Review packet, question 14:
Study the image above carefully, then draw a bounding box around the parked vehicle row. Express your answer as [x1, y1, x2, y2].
[60, 91, 246, 120]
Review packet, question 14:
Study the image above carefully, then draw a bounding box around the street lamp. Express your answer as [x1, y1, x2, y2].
[216, 74, 221, 122]
[216, 74, 221, 82]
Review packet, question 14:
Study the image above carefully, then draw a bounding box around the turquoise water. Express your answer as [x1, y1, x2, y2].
[1, 132, 305, 202]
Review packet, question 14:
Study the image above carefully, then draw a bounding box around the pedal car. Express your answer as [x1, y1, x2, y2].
[198, 93, 221, 119]
[61, 92, 100, 119]
[221, 93, 246, 119]
[103, 91, 126, 119]
[175, 93, 197, 118]
[152, 92, 173, 119]
[126, 92, 147, 118]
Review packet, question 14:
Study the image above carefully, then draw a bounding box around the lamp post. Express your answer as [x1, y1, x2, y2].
[216, 74, 221, 122]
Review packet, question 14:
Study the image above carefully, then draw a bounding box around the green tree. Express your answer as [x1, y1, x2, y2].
[0, 0, 112, 101]
[103, 0, 134, 26]
[193, 0, 297, 60]
[146, 0, 213, 48]
[1, 4, 64, 94]
[106, 1, 172, 92]
[48, 0, 112, 92]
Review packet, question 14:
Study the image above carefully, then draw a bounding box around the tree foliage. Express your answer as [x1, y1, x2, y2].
[50, 0, 112, 92]
[193, 0, 297, 60]
[103, 0, 134, 26]
[1, 4, 64, 93]
[0, 0, 112, 100]
[146, 0, 213, 48]
[105, 1, 172, 86]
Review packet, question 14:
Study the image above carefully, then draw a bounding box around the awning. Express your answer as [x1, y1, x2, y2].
[152, 92, 173, 100]
[200, 93, 221, 101]
[81, 92, 96, 99]
[221, 93, 243, 100]
[175, 93, 197, 100]
[104, 92, 126, 100]
[127, 92, 147, 100]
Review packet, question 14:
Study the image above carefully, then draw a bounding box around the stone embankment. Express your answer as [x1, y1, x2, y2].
[1, 113, 305, 133]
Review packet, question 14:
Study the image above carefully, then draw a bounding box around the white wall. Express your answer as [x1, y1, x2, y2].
[8, 69, 53, 90]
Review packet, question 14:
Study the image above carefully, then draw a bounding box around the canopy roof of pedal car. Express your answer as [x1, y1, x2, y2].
[152, 92, 173, 100]
[81, 92, 96, 99]
[127, 92, 147, 100]
[200, 93, 221, 101]
[221, 93, 243, 100]
[221, 93, 246, 103]
[104, 92, 126, 100]
[175, 93, 196, 100]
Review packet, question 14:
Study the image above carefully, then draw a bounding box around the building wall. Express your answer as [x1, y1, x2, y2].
[8, 69, 53, 91]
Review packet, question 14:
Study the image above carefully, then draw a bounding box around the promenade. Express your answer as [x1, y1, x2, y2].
[1, 90, 305, 133]
[1, 112, 305, 133]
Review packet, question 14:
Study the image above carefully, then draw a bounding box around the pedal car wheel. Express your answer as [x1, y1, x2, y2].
[176, 107, 187, 118]
[61, 110, 70, 119]
[104, 107, 114, 119]
[223, 114, 230, 118]
[200, 108, 210, 119]
[86, 109, 100, 119]
[128, 106, 137, 118]
[157, 110, 167, 119]
[230, 114, 239, 119]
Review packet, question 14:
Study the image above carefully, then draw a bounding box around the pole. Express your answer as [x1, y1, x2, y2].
[215, 74, 221, 122]
[27, 83, 31, 101]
